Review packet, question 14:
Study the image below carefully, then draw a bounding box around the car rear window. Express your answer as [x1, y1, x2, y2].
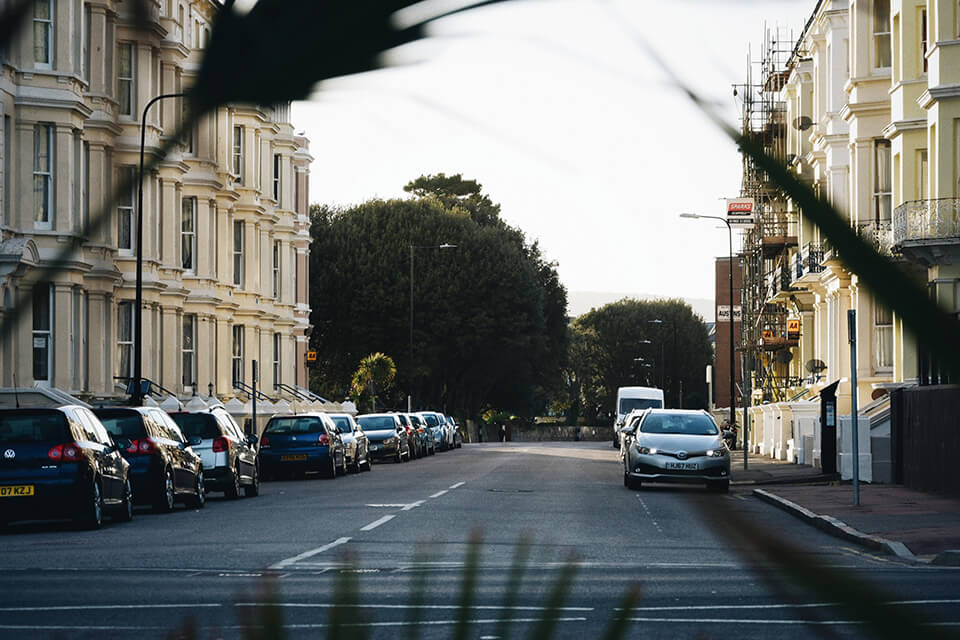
[330, 416, 352, 434]
[421, 414, 438, 427]
[0, 410, 70, 443]
[357, 416, 395, 430]
[640, 414, 718, 436]
[94, 409, 147, 440]
[265, 417, 324, 434]
[170, 413, 221, 439]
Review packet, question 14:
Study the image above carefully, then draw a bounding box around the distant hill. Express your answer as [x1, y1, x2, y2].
[568, 291, 714, 322]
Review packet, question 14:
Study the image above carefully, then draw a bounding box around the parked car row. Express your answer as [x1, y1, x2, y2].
[1, 404, 464, 530]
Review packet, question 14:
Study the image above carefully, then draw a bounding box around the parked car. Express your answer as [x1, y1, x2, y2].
[416, 411, 445, 451]
[328, 413, 372, 473]
[618, 409, 649, 458]
[622, 409, 730, 492]
[94, 406, 206, 512]
[406, 413, 435, 455]
[169, 407, 260, 498]
[444, 415, 461, 449]
[357, 413, 410, 463]
[259, 413, 347, 480]
[397, 413, 422, 459]
[0, 406, 133, 529]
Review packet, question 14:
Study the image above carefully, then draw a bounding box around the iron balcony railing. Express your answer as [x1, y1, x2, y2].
[893, 198, 960, 245]
[857, 220, 895, 256]
[794, 242, 824, 280]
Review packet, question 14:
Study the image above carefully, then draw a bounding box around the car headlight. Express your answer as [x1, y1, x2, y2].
[706, 448, 727, 457]
[385, 437, 397, 446]
[637, 446, 658, 455]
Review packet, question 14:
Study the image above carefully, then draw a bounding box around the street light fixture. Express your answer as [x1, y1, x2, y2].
[408, 243, 457, 412]
[680, 212, 743, 469]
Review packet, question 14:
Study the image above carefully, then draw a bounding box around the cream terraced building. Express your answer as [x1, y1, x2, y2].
[0, 0, 313, 404]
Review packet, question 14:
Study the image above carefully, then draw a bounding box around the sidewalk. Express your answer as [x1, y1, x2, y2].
[730, 451, 960, 564]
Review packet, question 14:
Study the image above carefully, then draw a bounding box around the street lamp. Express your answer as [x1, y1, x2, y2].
[408, 243, 457, 412]
[680, 212, 743, 468]
[132, 92, 185, 406]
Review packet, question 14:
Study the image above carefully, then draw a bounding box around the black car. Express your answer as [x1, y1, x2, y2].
[397, 413, 422, 459]
[0, 406, 133, 529]
[169, 407, 260, 498]
[356, 413, 410, 462]
[94, 406, 205, 512]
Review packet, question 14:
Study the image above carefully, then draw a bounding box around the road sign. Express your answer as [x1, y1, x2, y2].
[787, 318, 801, 339]
[717, 305, 742, 322]
[726, 198, 755, 229]
[306, 350, 317, 365]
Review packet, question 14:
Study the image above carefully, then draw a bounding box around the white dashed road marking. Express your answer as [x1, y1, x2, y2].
[360, 515, 396, 531]
[270, 537, 352, 570]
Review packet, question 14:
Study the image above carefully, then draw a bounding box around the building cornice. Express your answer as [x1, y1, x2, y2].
[918, 83, 960, 109]
[882, 118, 926, 138]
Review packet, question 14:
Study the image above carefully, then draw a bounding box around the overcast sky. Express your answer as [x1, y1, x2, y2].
[291, 0, 812, 312]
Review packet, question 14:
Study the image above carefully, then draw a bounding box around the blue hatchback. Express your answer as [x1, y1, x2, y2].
[260, 413, 346, 480]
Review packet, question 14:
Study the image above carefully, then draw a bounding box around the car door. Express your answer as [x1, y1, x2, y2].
[351, 417, 367, 461]
[150, 411, 191, 493]
[220, 412, 255, 483]
[74, 408, 122, 504]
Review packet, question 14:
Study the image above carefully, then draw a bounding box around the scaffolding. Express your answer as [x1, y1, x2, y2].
[736, 26, 802, 404]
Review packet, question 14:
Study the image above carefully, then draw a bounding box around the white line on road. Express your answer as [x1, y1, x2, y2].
[430, 490, 448, 498]
[269, 537, 351, 570]
[360, 515, 395, 531]
[0, 604, 222, 612]
[235, 603, 594, 611]
[402, 500, 424, 511]
[365, 504, 407, 508]
[449, 481, 466, 489]
[622, 598, 960, 612]
[627, 617, 960, 626]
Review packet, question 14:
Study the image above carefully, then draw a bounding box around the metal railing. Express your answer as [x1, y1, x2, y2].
[857, 220, 895, 256]
[233, 380, 276, 403]
[793, 242, 824, 281]
[893, 198, 960, 245]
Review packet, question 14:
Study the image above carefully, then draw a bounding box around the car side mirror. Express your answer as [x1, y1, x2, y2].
[188, 436, 203, 446]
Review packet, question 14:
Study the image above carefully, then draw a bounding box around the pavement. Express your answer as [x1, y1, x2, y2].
[729, 450, 960, 564]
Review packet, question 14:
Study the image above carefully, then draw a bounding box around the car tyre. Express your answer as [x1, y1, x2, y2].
[327, 455, 338, 479]
[187, 472, 206, 509]
[244, 464, 260, 497]
[708, 480, 729, 493]
[114, 477, 134, 523]
[624, 471, 641, 491]
[76, 477, 104, 530]
[225, 465, 242, 499]
[362, 454, 372, 472]
[154, 468, 176, 513]
[339, 453, 348, 476]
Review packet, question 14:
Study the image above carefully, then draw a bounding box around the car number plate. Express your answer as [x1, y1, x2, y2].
[665, 462, 700, 470]
[0, 485, 34, 497]
[280, 454, 307, 461]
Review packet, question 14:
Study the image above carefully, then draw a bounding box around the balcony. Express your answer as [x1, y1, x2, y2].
[857, 220, 896, 257]
[759, 217, 799, 258]
[764, 263, 794, 302]
[793, 242, 824, 284]
[893, 198, 960, 266]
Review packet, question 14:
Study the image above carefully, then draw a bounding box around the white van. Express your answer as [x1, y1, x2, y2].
[612, 386, 664, 447]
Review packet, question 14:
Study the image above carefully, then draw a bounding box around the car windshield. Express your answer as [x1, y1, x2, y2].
[640, 414, 718, 436]
[620, 398, 662, 414]
[94, 410, 147, 440]
[330, 416, 352, 434]
[357, 416, 395, 430]
[0, 410, 69, 442]
[265, 417, 324, 434]
[421, 414, 439, 427]
[170, 414, 220, 439]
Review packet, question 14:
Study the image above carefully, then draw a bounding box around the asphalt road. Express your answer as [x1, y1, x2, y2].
[1, 441, 958, 639]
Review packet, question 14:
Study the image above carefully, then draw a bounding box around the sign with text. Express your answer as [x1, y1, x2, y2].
[787, 318, 801, 339]
[717, 305, 742, 322]
[726, 198, 756, 229]
[306, 350, 318, 366]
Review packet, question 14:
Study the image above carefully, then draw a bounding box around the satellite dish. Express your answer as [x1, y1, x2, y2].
[793, 116, 814, 131]
[775, 349, 794, 364]
[805, 359, 827, 374]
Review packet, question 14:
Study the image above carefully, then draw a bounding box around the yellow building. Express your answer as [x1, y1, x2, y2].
[0, 1, 313, 405]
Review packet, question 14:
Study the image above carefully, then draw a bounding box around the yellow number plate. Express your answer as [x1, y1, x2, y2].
[0, 485, 34, 497]
[280, 454, 307, 461]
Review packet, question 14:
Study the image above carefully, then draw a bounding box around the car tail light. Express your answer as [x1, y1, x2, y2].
[48, 442, 84, 462]
[260, 435, 271, 448]
[126, 438, 158, 455]
[318, 433, 329, 446]
[212, 436, 229, 453]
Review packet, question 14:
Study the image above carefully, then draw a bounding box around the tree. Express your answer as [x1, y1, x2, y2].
[403, 173, 501, 227]
[567, 299, 712, 418]
[350, 353, 397, 412]
[309, 175, 568, 419]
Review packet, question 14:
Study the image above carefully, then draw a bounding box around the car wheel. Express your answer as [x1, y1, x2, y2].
[624, 470, 641, 490]
[188, 472, 206, 509]
[708, 480, 729, 493]
[328, 455, 338, 479]
[395, 449, 402, 463]
[115, 477, 134, 523]
[154, 468, 175, 513]
[339, 453, 348, 476]
[225, 465, 242, 499]
[76, 477, 103, 530]
[244, 464, 260, 497]
[362, 454, 372, 472]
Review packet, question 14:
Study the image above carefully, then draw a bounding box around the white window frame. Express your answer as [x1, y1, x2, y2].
[118, 42, 136, 117]
[873, 301, 893, 371]
[273, 153, 281, 204]
[117, 300, 134, 381]
[182, 314, 196, 390]
[873, 139, 892, 223]
[32, 283, 53, 383]
[272, 240, 280, 299]
[117, 166, 136, 252]
[232, 324, 244, 385]
[273, 332, 281, 388]
[232, 125, 243, 182]
[873, 0, 891, 69]
[33, 124, 53, 228]
[33, 0, 53, 67]
[232, 220, 244, 286]
[181, 196, 196, 272]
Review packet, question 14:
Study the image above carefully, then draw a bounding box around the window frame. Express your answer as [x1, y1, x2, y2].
[117, 166, 136, 252]
[182, 313, 196, 391]
[272, 240, 280, 299]
[232, 125, 243, 182]
[873, 139, 892, 224]
[181, 196, 196, 272]
[232, 324, 244, 386]
[32, 283, 53, 383]
[117, 42, 136, 117]
[273, 153, 281, 204]
[873, 0, 892, 69]
[873, 301, 894, 371]
[33, 0, 53, 66]
[232, 220, 244, 286]
[33, 123, 54, 227]
[117, 300, 134, 381]
[272, 332, 281, 388]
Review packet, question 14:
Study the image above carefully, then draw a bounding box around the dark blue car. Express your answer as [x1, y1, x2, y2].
[260, 413, 346, 480]
[0, 406, 133, 529]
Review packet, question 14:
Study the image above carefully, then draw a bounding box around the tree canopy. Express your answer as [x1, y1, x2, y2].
[309, 175, 568, 418]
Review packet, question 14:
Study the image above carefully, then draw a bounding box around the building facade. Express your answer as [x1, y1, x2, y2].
[0, 0, 312, 405]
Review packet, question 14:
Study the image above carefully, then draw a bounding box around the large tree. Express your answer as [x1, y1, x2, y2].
[308, 176, 567, 418]
[568, 299, 712, 419]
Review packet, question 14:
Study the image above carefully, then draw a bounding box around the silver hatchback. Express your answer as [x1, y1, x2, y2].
[622, 409, 730, 492]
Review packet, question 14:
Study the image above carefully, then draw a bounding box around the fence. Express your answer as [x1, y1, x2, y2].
[890, 385, 960, 496]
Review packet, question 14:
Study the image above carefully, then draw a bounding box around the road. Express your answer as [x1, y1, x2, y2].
[1, 441, 958, 639]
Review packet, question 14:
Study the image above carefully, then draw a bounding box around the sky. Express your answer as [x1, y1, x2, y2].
[290, 0, 813, 317]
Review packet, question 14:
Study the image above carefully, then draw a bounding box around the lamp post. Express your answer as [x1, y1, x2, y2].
[408, 243, 457, 412]
[680, 212, 743, 468]
[132, 92, 185, 406]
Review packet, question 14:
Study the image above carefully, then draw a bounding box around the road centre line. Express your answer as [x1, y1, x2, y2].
[0, 604, 222, 612]
[430, 490, 448, 498]
[402, 500, 424, 511]
[235, 603, 594, 611]
[622, 598, 960, 612]
[360, 515, 395, 531]
[269, 537, 352, 570]
[0, 620, 591, 632]
[449, 481, 465, 489]
[366, 504, 407, 508]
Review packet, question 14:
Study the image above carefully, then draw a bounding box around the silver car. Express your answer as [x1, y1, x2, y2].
[622, 409, 730, 492]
